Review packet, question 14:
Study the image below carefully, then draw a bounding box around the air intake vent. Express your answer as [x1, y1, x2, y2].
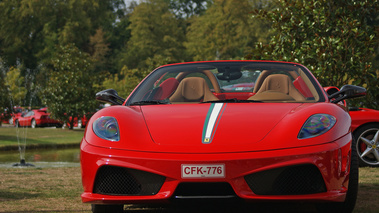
[244, 164, 326, 195]
[93, 166, 165, 196]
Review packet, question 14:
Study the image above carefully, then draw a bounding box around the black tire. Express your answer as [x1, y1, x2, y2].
[15, 119, 19, 127]
[354, 124, 379, 167]
[91, 204, 123, 213]
[316, 136, 359, 213]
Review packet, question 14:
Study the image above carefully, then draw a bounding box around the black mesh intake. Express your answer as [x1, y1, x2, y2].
[93, 166, 166, 196]
[244, 164, 326, 195]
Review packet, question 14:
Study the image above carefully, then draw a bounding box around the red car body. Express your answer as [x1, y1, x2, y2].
[14, 107, 62, 128]
[1, 107, 23, 125]
[81, 61, 365, 213]
[350, 108, 379, 133]
[0, 111, 10, 124]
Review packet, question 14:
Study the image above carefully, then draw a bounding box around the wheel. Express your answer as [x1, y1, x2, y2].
[316, 136, 358, 213]
[91, 204, 123, 213]
[9, 118, 13, 125]
[15, 119, 19, 127]
[354, 124, 379, 167]
[31, 119, 37, 128]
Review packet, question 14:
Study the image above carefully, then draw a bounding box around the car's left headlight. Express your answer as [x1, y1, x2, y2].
[93, 116, 120, 141]
[298, 114, 336, 139]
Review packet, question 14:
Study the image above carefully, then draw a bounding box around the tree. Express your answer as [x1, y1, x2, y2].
[120, 0, 186, 69]
[0, 59, 11, 125]
[0, 0, 126, 107]
[40, 44, 101, 129]
[89, 28, 111, 73]
[102, 66, 149, 99]
[250, 0, 379, 109]
[4, 66, 27, 107]
[165, 0, 208, 18]
[186, 0, 272, 61]
[0, 0, 125, 72]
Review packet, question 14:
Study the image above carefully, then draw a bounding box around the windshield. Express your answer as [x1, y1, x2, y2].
[126, 61, 324, 105]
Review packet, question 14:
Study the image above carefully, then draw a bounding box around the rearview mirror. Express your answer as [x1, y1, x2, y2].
[217, 71, 242, 81]
[329, 85, 366, 104]
[96, 89, 125, 105]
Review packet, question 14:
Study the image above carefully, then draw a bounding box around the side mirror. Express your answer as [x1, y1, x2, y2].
[96, 89, 125, 105]
[329, 85, 366, 104]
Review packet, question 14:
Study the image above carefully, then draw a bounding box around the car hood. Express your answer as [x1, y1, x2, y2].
[141, 103, 302, 151]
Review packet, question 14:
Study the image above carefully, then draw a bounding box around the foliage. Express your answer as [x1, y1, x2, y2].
[102, 54, 171, 99]
[186, 0, 273, 61]
[4, 66, 27, 107]
[106, 14, 132, 74]
[164, 0, 209, 18]
[0, 0, 124, 70]
[120, 0, 186, 69]
[250, 0, 379, 109]
[89, 28, 111, 73]
[40, 44, 101, 129]
[102, 66, 149, 99]
[0, 59, 11, 125]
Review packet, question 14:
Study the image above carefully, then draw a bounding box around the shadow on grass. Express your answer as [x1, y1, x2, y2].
[0, 189, 40, 201]
[355, 183, 379, 213]
[122, 201, 318, 213]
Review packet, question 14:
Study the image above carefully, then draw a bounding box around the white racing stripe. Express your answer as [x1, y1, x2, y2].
[203, 103, 224, 143]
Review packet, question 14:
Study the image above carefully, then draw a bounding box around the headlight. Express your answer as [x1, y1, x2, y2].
[93, 116, 120, 141]
[298, 114, 336, 139]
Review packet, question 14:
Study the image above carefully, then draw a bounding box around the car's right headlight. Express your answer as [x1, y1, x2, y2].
[93, 116, 120, 141]
[298, 114, 336, 139]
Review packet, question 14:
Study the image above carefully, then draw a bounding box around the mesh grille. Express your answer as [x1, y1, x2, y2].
[93, 166, 165, 196]
[244, 164, 326, 195]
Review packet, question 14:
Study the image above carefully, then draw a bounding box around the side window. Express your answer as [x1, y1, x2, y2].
[24, 111, 34, 117]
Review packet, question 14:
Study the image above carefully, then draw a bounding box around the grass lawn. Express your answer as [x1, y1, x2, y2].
[0, 125, 84, 149]
[0, 167, 377, 212]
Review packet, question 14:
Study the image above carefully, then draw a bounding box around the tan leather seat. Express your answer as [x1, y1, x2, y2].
[249, 74, 305, 101]
[169, 77, 219, 103]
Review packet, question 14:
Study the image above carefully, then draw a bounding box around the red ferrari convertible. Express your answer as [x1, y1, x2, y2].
[81, 61, 366, 213]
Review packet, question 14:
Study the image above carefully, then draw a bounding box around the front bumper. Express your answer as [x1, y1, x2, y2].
[81, 134, 351, 204]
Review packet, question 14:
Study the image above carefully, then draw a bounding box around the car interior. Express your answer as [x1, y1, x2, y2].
[130, 64, 322, 105]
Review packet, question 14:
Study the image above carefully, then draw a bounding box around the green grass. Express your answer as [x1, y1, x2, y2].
[0, 167, 377, 212]
[0, 125, 84, 149]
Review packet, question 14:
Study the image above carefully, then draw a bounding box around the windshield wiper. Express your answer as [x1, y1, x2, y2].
[202, 99, 262, 103]
[130, 100, 170, 106]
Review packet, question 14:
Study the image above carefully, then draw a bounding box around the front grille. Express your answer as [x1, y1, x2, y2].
[173, 182, 236, 198]
[93, 166, 166, 196]
[244, 164, 326, 195]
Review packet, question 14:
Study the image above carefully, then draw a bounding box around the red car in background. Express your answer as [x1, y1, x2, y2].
[1, 107, 23, 125]
[325, 87, 379, 167]
[1, 109, 11, 124]
[14, 107, 62, 128]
